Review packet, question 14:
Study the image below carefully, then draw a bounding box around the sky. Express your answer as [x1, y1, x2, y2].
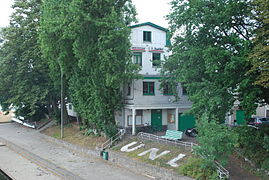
[0, 0, 171, 28]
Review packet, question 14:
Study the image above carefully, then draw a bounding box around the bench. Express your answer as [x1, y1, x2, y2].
[161, 130, 183, 140]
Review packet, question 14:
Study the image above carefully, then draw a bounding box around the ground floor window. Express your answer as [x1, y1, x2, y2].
[167, 110, 175, 124]
[127, 115, 143, 126]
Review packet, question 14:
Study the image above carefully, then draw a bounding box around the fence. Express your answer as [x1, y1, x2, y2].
[137, 132, 229, 179]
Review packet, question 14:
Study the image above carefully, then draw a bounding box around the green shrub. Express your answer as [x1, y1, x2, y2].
[196, 114, 238, 166]
[261, 158, 269, 171]
[234, 126, 269, 168]
[84, 128, 94, 136]
[103, 122, 117, 138]
[179, 157, 218, 180]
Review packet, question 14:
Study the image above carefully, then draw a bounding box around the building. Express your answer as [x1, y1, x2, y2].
[115, 22, 194, 135]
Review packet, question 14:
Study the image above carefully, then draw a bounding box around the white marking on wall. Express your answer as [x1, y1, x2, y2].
[120, 141, 145, 152]
[166, 153, 186, 167]
[138, 148, 170, 160]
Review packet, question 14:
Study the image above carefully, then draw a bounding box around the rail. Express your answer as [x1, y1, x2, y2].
[137, 132, 198, 151]
[137, 132, 229, 179]
[98, 129, 126, 150]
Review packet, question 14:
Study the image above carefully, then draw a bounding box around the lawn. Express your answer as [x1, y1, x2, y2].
[41, 122, 106, 149]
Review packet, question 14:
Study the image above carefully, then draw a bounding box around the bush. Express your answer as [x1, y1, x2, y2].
[234, 126, 269, 169]
[196, 114, 238, 166]
[179, 157, 218, 180]
[103, 122, 118, 138]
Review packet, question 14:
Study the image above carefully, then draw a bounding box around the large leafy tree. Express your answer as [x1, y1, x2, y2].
[164, 0, 258, 121]
[40, 0, 138, 136]
[249, 0, 269, 88]
[0, 0, 56, 120]
[68, 0, 138, 136]
[40, 0, 75, 123]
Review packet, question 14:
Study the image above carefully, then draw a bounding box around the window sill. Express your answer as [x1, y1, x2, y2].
[143, 94, 155, 96]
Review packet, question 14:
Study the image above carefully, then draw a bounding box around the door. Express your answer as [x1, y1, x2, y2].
[151, 109, 162, 131]
[178, 114, 195, 131]
[236, 110, 246, 125]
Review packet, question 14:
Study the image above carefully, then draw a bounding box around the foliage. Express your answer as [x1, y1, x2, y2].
[0, 0, 56, 121]
[234, 126, 269, 170]
[66, 0, 138, 137]
[40, 0, 75, 124]
[163, 0, 260, 121]
[249, 0, 269, 88]
[178, 157, 218, 180]
[195, 114, 238, 166]
[40, 0, 138, 137]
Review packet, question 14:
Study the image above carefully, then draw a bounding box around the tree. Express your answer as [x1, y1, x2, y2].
[0, 0, 56, 120]
[40, 0, 138, 137]
[249, 0, 269, 88]
[40, 0, 75, 124]
[163, 0, 258, 121]
[68, 0, 138, 137]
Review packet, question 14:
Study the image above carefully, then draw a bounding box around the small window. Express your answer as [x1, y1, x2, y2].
[68, 104, 72, 110]
[133, 52, 142, 66]
[163, 83, 173, 95]
[143, 82, 155, 95]
[182, 86, 187, 95]
[152, 53, 161, 67]
[127, 83, 131, 96]
[143, 31, 151, 42]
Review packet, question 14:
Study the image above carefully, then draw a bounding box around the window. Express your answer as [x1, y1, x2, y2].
[127, 83, 131, 96]
[68, 104, 72, 110]
[182, 86, 187, 95]
[152, 53, 161, 67]
[163, 83, 173, 95]
[143, 31, 151, 42]
[143, 82, 155, 95]
[127, 110, 143, 126]
[133, 52, 142, 66]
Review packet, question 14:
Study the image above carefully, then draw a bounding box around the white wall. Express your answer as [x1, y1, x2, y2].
[131, 25, 169, 75]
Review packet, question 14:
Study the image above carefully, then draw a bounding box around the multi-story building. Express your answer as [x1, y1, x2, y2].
[115, 22, 194, 135]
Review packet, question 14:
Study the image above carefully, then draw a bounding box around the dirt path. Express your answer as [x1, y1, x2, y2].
[226, 154, 260, 180]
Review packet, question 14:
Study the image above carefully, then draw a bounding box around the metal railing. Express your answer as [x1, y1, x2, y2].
[98, 129, 126, 151]
[137, 132, 229, 179]
[137, 132, 198, 151]
[215, 161, 229, 179]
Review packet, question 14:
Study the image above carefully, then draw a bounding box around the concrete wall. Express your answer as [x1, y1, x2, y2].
[125, 79, 192, 107]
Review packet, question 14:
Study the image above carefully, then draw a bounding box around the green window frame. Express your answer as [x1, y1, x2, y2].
[133, 52, 142, 66]
[163, 83, 173, 95]
[152, 53, 161, 67]
[143, 31, 151, 42]
[143, 82, 155, 95]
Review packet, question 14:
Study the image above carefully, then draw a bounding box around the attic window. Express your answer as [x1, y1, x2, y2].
[143, 31, 151, 42]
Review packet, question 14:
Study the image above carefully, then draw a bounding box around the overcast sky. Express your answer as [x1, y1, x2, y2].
[0, 0, 171, 28]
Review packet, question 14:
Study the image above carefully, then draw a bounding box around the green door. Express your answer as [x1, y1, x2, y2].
[236, 110, 246, 125]
[178, 114, 195, 131]
[151, 109, 162, 131]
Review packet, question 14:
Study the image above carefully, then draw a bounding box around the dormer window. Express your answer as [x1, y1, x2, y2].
[143, 31, 151, 42]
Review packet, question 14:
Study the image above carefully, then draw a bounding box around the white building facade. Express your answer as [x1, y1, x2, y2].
[115, 22, 193, 135]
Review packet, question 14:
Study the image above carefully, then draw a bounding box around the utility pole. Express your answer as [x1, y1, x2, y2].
[60, 68, 64, 138]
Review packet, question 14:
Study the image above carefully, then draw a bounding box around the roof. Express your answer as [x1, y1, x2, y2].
[129, 22, 168, 32]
